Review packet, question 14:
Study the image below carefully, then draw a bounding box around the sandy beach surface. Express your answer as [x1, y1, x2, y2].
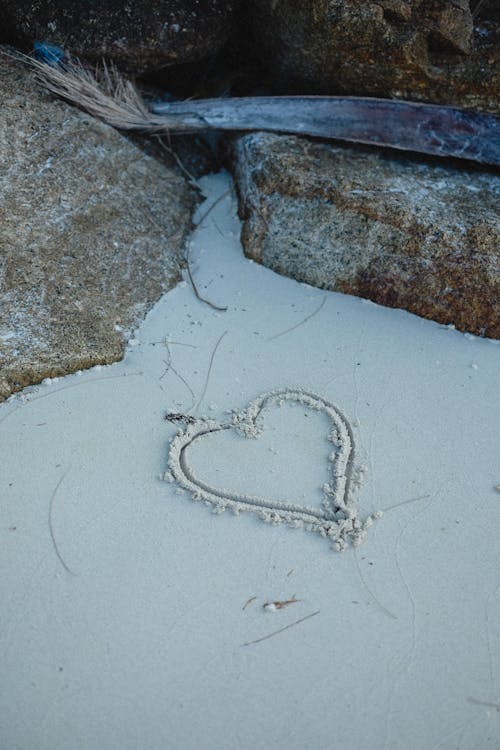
[1, 172, 499, 749]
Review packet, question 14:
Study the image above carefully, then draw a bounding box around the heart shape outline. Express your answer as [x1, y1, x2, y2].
[165, 388, 376, 550]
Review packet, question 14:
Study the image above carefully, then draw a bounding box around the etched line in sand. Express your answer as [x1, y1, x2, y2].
[164, 388, 380, 551]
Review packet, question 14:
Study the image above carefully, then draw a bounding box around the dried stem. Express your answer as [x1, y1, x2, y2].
[241, 610, 320, 646]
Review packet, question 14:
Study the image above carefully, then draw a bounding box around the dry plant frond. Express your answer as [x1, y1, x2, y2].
[2, 47, 499, 166]
[40, 60, 154, 131]
[2, 48, 197, 134]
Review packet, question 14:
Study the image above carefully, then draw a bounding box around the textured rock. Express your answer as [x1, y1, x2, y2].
[1, 1, 235, 74]
[0, 53, 196, 401]
[232, 132, 500, 338]
[247, 0, 500, 114]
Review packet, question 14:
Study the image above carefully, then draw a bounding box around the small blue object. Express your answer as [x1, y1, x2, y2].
[33, 41, 65, 66]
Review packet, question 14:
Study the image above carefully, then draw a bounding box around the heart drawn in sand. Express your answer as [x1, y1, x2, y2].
[164, 389, 378, 550]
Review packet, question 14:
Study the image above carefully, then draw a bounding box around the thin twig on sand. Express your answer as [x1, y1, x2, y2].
[49, 468, 77, 576]
[354, 550, 397, 620]
[193, 189, 231, 228]
[241, 610, 320, 646]
[467, 697, 500, 711]
[382, 494, 431, 513]
[184, 189, 231, 311]
[190, 330, 228, 414]
[185, 261, 228, 312]
[266, 297, 326, 341]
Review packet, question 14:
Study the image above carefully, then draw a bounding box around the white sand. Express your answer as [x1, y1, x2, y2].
[1, 171, 499, 749]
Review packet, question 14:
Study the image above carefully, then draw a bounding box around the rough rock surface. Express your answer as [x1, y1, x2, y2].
[232, 132, 500, 338]
[0, 54, 196, 401]
[1, 1, 235, 75]
[247, 0, 500, 114]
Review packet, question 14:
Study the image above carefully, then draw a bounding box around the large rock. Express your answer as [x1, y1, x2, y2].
[232, 132, 500, 338]
[247, 0, 500, 114]
[0, 53, 196, 401]
[1, 1, 235, 75]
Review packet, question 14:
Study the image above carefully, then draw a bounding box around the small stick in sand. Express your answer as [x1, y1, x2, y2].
[266, 296, 327, 342]
[190, 330, 228, 414]
[242, 596, 257, 610]
[48, 468, 77, 576]
[467, 697, 500, 711]
[185, 189, 231, 311]
[354, 550, 397, 620]
[382, 494, 431, 513]
[193, 189, 231, 229]
[185, 261, 228, 312]
[242, 610, 320, 647]
[160, 339, 196, 409]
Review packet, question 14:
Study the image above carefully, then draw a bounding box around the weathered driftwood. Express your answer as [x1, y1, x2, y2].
[14, 51, 500, 167]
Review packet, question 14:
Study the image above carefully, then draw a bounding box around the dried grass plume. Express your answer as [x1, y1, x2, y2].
[3, 49, 187, 133]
